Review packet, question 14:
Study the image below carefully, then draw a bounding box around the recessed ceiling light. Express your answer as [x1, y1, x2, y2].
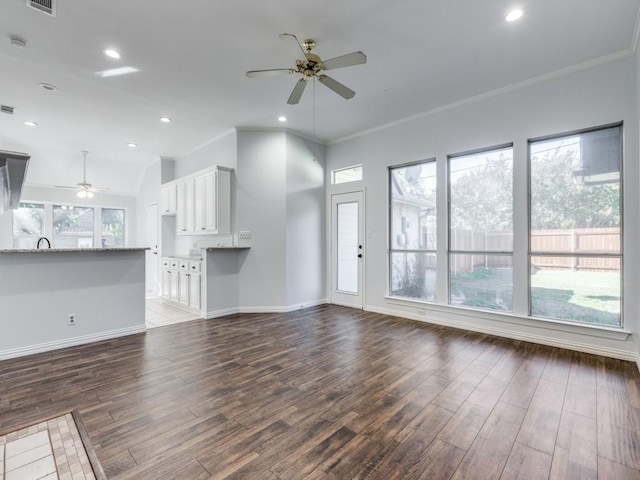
[24, 121, 37, 127]
[39, 83, 58, 92]
[278, 116, 287, 122]
[127, 142, 137, 148]
[506, 9, 523, 22]
[159, 116, 171, 123]
[96, 66, 138, 78]
[104, 48, 122, 59]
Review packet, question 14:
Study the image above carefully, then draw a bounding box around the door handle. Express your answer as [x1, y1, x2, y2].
[358, 254, 362, 258]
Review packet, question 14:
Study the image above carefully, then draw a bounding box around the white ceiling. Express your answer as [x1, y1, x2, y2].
[1, 0, 638, 196]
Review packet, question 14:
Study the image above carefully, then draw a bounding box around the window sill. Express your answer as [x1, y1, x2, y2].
[384, 295, 631, 342]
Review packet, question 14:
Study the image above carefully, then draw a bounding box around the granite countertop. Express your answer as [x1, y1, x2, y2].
[0, 247, 149, 253]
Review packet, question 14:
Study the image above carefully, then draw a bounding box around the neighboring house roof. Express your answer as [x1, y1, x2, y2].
[53, 208, 94, 236]
[391, 172, 435, 212]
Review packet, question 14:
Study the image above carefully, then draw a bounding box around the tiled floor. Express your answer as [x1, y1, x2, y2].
[145, 296, 201, 328]
[0, 414, 95, 480]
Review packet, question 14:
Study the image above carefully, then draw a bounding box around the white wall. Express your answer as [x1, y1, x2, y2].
[236, 130, 288, 309]
[326, 55, 639, 361]
[175, 129, 237, 177]
[135, 159, 162, 248]
[286, 133, 326, 307]
[0, 250, 146, 359]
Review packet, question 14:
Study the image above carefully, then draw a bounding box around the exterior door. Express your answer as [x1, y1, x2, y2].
[331, 191, 364, 308]
[145, 203, 159, 296]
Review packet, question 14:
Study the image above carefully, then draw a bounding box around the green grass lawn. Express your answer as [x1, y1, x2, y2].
[530, 269, 620, 326]
[450, 267, 621, 326]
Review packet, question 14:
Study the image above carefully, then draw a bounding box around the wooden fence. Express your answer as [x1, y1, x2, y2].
[450, 228, 620, 273]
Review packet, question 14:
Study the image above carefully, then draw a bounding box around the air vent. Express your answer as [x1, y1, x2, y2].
[1, 105, 15, 115]
[26, 0, 56, 17]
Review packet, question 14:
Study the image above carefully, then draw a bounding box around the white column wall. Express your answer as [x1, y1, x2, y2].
[285, 133, 327, 308]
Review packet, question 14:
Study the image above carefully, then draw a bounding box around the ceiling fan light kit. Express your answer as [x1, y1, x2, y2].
[246, 33, 366, 105]
[54, 150, 109, 197]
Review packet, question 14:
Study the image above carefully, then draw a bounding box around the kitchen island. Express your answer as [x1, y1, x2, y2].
[0, 248, 147, 359]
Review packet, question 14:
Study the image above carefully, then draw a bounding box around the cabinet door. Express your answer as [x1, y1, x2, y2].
[178, 272, 190, 306]
[185, 179, 195, 233]
[161, 269, 171, 298]
[161, 184, 177, 215]
[194, 175, 206, 232]
[188, 273, 201, 310]
[170, 270, 179, 302]
[176, 182, 188, 234]
[203, 171, 217, 232]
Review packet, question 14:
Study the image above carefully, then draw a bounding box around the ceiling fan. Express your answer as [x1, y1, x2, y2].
[54, 150, 108, 198]
[246, 33, 367, 105]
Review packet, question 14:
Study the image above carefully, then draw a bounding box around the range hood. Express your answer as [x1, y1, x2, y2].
[0, 150, 30, 214]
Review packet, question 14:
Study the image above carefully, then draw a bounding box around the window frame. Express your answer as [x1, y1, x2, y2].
[388, 158, 437, 302]
[331, 164, 363, 185]
[12, 201, 128, 249]
[527, 122, 624, 327]
[447, 143, 515, 312]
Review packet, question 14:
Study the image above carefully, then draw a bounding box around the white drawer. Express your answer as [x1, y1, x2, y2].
[179, 260, 189, 271]
[161, 258, 171, 268]
[170, 259, 179, 269]
[189, 261, 201, 273]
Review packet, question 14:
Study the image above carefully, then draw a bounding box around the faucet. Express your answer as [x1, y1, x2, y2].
[36, 237, 51, 249]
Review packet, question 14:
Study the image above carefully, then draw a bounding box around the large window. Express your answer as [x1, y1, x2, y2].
[389, 160, 437, 301]
[13, 203, 126, 249]
[448, 145, 513, 312]
[12, 203, 44, 249]
[53, 205, 95, 248]
[529, 125, 622, 327]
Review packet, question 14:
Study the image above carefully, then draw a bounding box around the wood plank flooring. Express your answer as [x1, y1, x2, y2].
[1, 305, 639, 479]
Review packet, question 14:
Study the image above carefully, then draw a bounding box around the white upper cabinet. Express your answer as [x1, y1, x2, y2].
[160, 183, 177, 216]
[169, 166, 231, 236]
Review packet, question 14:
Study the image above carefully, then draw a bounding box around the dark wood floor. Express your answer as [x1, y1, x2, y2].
[1, 305, 639, 479]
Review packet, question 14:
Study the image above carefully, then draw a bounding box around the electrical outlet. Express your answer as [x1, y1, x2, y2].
[417, 309, 425, 315]
[68, 314, 76, 326]
[238, 231, 252, 239]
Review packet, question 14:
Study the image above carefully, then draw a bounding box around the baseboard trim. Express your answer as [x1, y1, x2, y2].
[205, 307, 240, 319]
[0, 325, 147, 361]
[238, 298, 328, 314]
[365, 304, 638, 363]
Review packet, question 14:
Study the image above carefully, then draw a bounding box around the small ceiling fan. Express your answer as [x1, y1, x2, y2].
[54, 150, 108, 198]
[246, 33, 367, 105]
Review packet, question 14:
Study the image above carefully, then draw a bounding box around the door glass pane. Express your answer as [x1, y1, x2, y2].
[53, 205, 94, 248]
[337, 202, 358, 293]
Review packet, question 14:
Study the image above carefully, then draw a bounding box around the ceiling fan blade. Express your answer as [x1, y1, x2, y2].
[322, 51, 367, 70]
[87, 187, 109, 192]
[246, 68, 295, 78]
[287, 78, 308, 105]
[317, 75, 356, 99]
[279, 33, 307, 59]
[52, 185, 79, 190]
